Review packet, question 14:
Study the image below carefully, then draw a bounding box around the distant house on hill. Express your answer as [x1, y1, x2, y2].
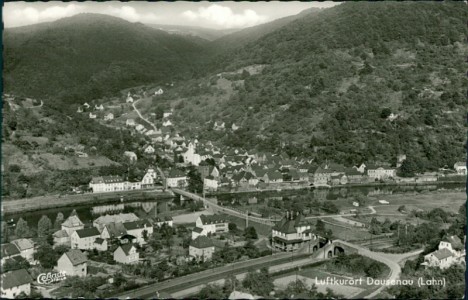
[124, 151, 138, 162]
[89, 112, 97, 119]
[154, 88, 164, 95]
[143, 145, 155, 154]
[126, 119, 136, 126]
[126, 92, 134, 103]
[104, 113, 114, 120]
[454, 162, 466, 175]
[95, 104, 104, 111]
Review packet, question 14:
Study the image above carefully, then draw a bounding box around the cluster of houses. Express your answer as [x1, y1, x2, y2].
[188, 214, 229, 262]
[77, 102, 114, 121]
[422, 235, 465, 269]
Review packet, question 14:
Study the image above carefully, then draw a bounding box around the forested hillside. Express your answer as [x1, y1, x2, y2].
[3, 13, 212, 107]
[168, 1, 468, 170]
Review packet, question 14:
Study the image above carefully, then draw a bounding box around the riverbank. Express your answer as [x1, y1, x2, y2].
[1, 189, 174, 214]
[207, 180, 465, 197]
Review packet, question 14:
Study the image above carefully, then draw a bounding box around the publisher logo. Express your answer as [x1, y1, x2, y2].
[37, 272, 67, 284]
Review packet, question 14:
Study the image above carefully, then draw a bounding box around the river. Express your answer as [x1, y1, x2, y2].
[4, 182, 464, 228]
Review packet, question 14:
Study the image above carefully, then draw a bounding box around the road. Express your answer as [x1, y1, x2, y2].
[113, 252, 312, 299]
[132, 99, 158, 132]
[329, 240, 423, 299]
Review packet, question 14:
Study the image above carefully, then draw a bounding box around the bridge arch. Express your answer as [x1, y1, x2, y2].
[334, 246, 345, 256]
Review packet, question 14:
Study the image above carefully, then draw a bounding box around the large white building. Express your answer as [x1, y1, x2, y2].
[89, 168, 160, 193]
[182, 144, 201, 166]
[166, 169, 188, 188]
[141, 167, 158, 189]
[189, 236, 215, 262]
[194, 214, 229, 236]
[367, 165, 396, 181]
[423, 235, 465, 269]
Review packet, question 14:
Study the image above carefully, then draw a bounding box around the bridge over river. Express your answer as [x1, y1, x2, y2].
[171, 188, 275, 226]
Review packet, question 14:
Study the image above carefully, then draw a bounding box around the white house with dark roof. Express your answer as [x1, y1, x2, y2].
[70, 227, 106, 251]
[56, 250, 87, 277]
[61, 215, 85, 236]
[144, 145, 155, 154]
[367, 165, 396, 181]
[189, 236, 215, 262]
[104, 113, 114, 120]
[141, 167, 158, 188]
[195, 214, 229, 236]
[1, 269, 32, 298]
[89, 176, 126, 193]
[122, 220, 153, 245]
[10, 239, 35, 263]
[93, 213, 139, 231]
[154, 216, 173, 228]
[422, 235, 465, 269]
[167, 169, 188, 188]
[114, 244, 139, 264]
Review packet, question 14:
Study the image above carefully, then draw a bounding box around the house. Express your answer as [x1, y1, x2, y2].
[192, 227, 205, 239]
[77, 106, 83, 113]
[76, 151, 88, 158]
[122, 220, 153, 245]
[83, 102, 90, 109]
[100, 222, 128, 240]
[204, 176, 218, 191]
[1, 243, 21, 265]
[162, 120, 172, 127]
[367, 165, 396, 181]
[135, 124, 145, 132]
[454, 162, 466, 175]
[89, 112, 97, 119]
[154, 88, 164, 95]
[61, 215, 84, 236]
[167, 169, 188, 188]
[272, 212, 318, 252]
[263, 170, 283, 184]
[163, 112, 172, 118]
[70, 227, 105, 251]
[439, 235, 465, 257]
[353, 163, 367, 174]
[231, 123, 240, 131]
[126, 119, 136, 126]
[189, 236, 215, 262]
[229, 291, 255, 300]
[387, 113, 399, 121]
[56, 250, 87, 277]
[141, 167, 158, 188]
[89, 176, 126, 193]
[144, 145, 155, 154]
[182, 144, 201, 166]
[423, 248, 456, 269]
[345, 168, 366, 184]
[1, 269, 32, 299]
[195, 214, 229, 235]
[126, 93, 134, 103]
[124, 151, 138, 162]
[214, 121, 225, 131]
[154, 216, 173, 228]
[93, 213, 140, 232]
[95, 104, 104, 111]
[232, 171, 258, 187]
[10, 239, 35, 263]
[330, 174, 348, 186]
[104, 113, 114, 120]
[93, 238, 108, 252]
[114, 244, 139, 264]
[396, 154, 407, 168]
[53, 230, 70, 248]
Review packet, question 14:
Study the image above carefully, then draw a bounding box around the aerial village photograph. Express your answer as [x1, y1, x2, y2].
[1, 1, 467, 299]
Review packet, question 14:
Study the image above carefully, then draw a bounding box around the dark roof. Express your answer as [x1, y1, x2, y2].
[190, 236, 214, 249]
[442, 235, 463, 251]
[75, 227, 101, 238]
[199, 214, 227, 225]
[345, 168, 363, 176]
[119, 244, 136, 256]
[123, 220, 152, 231]
[193, 227, 204, 233]
[1, 269, 32, 290]
[64, 250, 87, 266]
[431, 248, 454, 260]
[90, 175, 124, 184]
[273, 214, 309, 234]
[168, 169, 186, 178]
[267, 171, 283, 180]
[1, 243, 20, 257]
[94, 238, 105, 245]
[105, 222, 127, 238]
[164, 216, 173, 221]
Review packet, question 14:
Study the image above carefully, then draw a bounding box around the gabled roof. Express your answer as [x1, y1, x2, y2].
[53, 230, 69, 238]
[104, 222, 128, 238]
[199, 214, 227, 225]
[64, 249, 87, 266]
[168, 169, 186, 178]
[431, 248, 454, 260]
[94, 213, 139, 226]
[1, 243, 20, 257]
[90, 176, 124, 184]
[62, 215, 84, 228]
[190, 236, 214, 249]
[193, 227, 204, 233]
[123, 220, 152, 231]
[442, 235, 463, 251]
[75, 227, 101, 238]
[119, 244, 136, 256]
[266, 170, 283, 180]
[1, 269, 32, 290]
[454, 162, 466, 168]
[272, 214, 309, 234]
[94, 238, 105, 245]
[10, 238, 34, 251]
[345, 168, 363, 176]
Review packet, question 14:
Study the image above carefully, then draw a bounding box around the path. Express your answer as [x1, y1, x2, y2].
[132, 99, 158, 132]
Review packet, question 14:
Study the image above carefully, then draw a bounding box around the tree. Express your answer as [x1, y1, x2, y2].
[380, 108, 392, 119]
[397, 158, 417, 177]
[15, 218, 31, 238]
[38, 215, 52, 237]
[35, 244, 58, 269]
[316, 219, 325, 234]
[198, 283, 225, 299]
[244, 226, 258, 240]
[2, 256, 30, 273]
[223, 274, 240, 295]
[54, 212, 64, 230]
[228, 223, 238, 231]
[242, 267, 274, 297]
